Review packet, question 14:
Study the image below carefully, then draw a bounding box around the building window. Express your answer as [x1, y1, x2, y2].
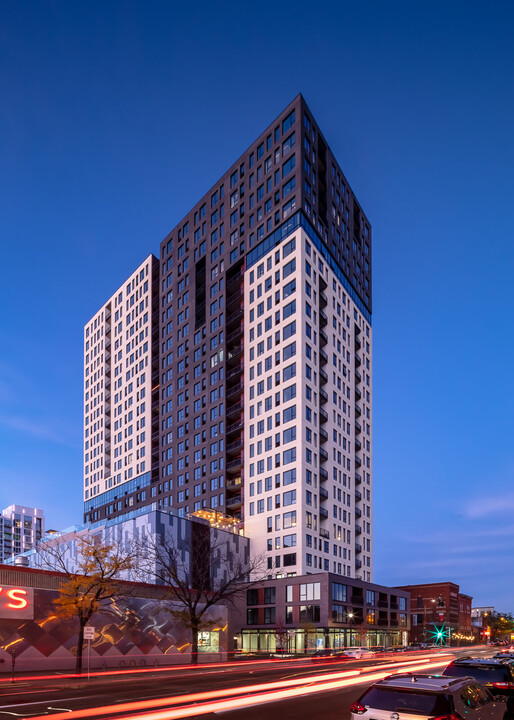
[299, 605, 320, 623]
[264, 607, 276, 624]
[264, 587, 276, 604]
[300, 582, 320, 601]
[247, 608, 259, 625]
[332, 583, 347, 603]
[332, 604, 347, 623]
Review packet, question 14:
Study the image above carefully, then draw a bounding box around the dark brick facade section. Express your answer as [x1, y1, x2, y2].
[396, 582, 473, 645]
[232, 573, 409, 636]
[156, 94, 372, 519]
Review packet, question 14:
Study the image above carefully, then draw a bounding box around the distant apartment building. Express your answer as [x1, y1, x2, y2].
[83, 95, 373, 580]
[471, 606, 495, 630]
[0, 505, 44, 562]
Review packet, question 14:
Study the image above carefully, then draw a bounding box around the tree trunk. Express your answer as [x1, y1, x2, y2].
[191, 622, 199, 665]
[76, 622, 85, 674]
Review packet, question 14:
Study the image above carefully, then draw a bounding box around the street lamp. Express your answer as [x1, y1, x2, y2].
[348, 612, 354, 647]
[423, 599, 437, 641]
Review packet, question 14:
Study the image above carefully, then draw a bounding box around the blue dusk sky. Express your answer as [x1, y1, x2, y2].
[1, 2, 513, 609]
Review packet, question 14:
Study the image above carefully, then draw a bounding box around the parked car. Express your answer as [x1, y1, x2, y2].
[310, 649, 349, 663]
[370, 645, 387, 653]
[442, 657, 514, 711]
[493, 652, 514, 660]
[341, 646, 374, 659]
[350, 672, 507, 720]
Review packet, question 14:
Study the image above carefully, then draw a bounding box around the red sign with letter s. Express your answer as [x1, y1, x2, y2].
[0, 586, 34, 619]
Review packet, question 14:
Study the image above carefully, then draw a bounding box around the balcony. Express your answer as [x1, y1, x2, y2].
[320, 447, 328, 462]
[378, 618, 388, 626]
[355, 369, 362, 384]
[378, 600, 389, 609]
[226, 383, 243, 399]
[355, 559, 362, 569]
[355, 489, 362, 501]
[355, 543, 362, 553]
[355, 403, 361, 417]
[227, 402, 243, 418]
[320, 291, 328, 307]
[226, 495, 242, 508]
[226, 272, 243, 292]
[319, 368, 328, 385]
[227, 346, 243, 365]
[355, 335, 362, 351]
[320, 487, 329, 500]
[320, 408, 328, 424]
[227, 307, 243, 326]
[320, 348, 328, 365]
[226, 438, 242, 455]
[320, 507, 329, 519]
[355, 507, 362, 518]
[351, 595, 364, 606]
[354, 323, 361, 335]
[355, 524, 362, 535]
[355, 438, 362, 452]
[355, 456, 362, 467]
[226, 366, 242, 381]
[226, 420, 244, 435]
[355, 420, 361, 435]
[320, 310, 328, 326]
[320, 388, 328, 405]
[226, 328, 242, 344]
[320, 330, 328, 346]
[319, 528, 330, 539]
[320, 467, 329, 481]
[226, 476, 242, 491]
[227, 456, 242, 473]
[320, 428, 328, 443]
[355, 352, 361, 367]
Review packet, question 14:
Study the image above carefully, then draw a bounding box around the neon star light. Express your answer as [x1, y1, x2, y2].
[427, 624, 451, 645]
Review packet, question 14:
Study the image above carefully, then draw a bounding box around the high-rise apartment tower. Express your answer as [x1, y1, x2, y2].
[83, 95, 373, 580]
[0, 505, 44, 562]
[83, 255, 160, 510]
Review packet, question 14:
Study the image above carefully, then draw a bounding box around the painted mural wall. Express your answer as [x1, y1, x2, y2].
[0, 584, 228, 672]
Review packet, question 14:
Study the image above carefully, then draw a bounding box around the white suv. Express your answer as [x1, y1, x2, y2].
[343, 646, 374, 659]
[350, 673, 507, 720]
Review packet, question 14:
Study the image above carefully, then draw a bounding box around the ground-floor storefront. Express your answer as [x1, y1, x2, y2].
[240, 627, 408, 654]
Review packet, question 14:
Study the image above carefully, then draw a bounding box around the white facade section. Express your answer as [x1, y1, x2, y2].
[243, 228, 372, 579]
[83, 255, 156, 503]
[0, 505, 44, 561]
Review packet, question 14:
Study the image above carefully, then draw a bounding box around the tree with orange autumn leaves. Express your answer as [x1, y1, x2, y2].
[40, 536, 136, 672]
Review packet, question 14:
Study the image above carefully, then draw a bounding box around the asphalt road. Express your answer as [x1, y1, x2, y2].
[0, 647, 493, 720]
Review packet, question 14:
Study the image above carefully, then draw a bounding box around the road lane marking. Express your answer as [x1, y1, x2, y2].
[25, 658, 450, 720]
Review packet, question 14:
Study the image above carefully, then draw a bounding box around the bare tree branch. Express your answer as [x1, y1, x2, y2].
[138, 525, 267, 664]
